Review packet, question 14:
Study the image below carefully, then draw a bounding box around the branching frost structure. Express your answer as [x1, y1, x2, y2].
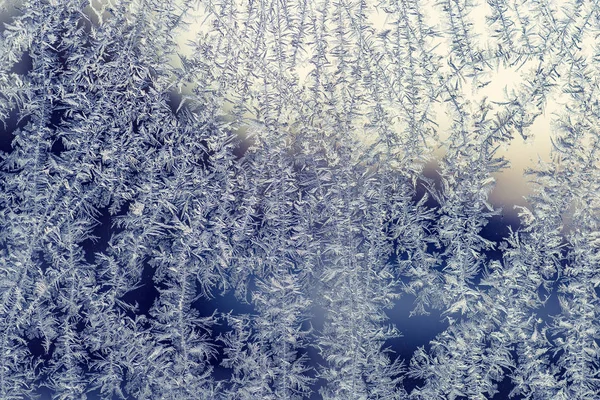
[0, 0, 599, 398]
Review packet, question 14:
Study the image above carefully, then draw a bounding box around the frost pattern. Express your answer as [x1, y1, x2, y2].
[0, 0, 599, 399]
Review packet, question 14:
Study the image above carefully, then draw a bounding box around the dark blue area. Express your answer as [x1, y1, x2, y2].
[81, 206, 112, 262]
[26, 337, 51, 361]
[193, 290, 256, 382]
[92, 206, 112, 245]
[493, 374, 523, 399]
[387, 294, 448, 362]
[386, 294, 448, 394]
[480, 212, 520, 262]
[304, 343, 328, 399]
[194, 289, 256, 320]
[35, 388, 123, 400]
[233, 131, 253, 160]
[414, 171, 441, 211]
[50, 137, 65, 155]
[49, 108, 65, 129]
[9, 51, 32, 75]
[537, 282, 562, 321]
[120, 262, 159, 317]
[35, 385, 53, 400]
[167, 91, 182, 115]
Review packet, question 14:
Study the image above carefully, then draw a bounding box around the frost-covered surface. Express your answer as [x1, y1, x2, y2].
[0, 0, 599, 399]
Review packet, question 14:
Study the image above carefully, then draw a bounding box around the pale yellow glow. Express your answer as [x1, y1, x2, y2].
[172, 0, 562, 214]
[2, 0, 568, 215]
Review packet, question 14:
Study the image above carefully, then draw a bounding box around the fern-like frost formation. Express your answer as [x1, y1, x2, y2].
[0, 0, 599, 399]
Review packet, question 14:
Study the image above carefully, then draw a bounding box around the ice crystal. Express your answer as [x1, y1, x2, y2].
[0, 0, 599, 399]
